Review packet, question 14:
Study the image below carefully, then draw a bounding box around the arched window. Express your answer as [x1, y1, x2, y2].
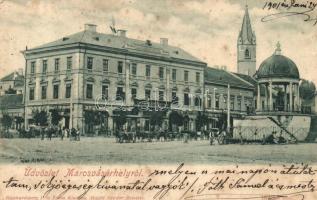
[245, 49, 250, 59]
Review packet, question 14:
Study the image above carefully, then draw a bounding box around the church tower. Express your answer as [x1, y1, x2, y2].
[237, 5, 256, 76]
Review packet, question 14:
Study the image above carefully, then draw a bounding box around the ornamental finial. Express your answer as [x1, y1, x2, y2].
[275, 41, 281, 55]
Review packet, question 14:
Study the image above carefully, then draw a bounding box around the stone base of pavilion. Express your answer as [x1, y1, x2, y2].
[232, 113, 317, 143]
[255, 111, 312, 116]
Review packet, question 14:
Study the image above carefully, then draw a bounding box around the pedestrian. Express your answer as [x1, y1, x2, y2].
[60, 127, 64, 140]
[70, 128, 75, 141]
[239, 131, 244, 145]
[41, 127, 45, 140]
[48, 127, 52, 141]
[76, 128, 80, 141]
[64, 128, 68, 139]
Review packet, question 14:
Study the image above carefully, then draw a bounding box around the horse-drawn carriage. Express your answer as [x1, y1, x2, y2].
[209, 128, 228, 145]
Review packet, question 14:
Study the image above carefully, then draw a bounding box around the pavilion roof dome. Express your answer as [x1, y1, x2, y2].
[256, 42, 300, 79]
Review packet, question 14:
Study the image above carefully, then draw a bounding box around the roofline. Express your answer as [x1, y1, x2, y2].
[229, 71, 256, 87]
[234, 72, 257, 83]
[23, 42, 207, 67]
[204, 80, 255, 90]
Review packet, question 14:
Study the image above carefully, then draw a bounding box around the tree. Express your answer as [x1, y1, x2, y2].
[15, 116, 24, 130]
[168, 111, 183, 132]
[113, 110, 127, 131]
[50, 108, 63, 126]
[84, 110, 95, 134]
[32, 109, 48, 126]
[150, 111, 164, 131]
[1, 114, 12, 133]
[196, 112, 208, 131]
[5, 87, 16, 95]
[300, 79, 316, 100]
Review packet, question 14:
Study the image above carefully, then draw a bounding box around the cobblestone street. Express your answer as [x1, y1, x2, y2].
[0, 137, 316, 164]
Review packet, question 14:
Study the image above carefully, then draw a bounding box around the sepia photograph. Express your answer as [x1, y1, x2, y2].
[1, 0, 317, 199]
[0, 0, 316, 165]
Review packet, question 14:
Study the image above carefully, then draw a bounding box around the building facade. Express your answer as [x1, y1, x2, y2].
[23, 24, 206, 134]
[0, 69, 24, 96]
[204, 67, 255, 130]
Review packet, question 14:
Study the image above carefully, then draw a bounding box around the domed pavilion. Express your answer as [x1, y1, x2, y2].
[255, 42, 301, 113]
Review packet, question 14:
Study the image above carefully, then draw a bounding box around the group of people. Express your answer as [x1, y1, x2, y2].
[39, 126, 80, 141]
[209, 129, 228, 145]
[262, 130, 289, 145]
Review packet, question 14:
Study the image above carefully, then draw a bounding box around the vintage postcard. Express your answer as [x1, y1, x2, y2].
[0, 0, 317, 199]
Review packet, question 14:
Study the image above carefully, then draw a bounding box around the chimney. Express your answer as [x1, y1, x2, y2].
[117, 29, 127, 37]
[221, 65, 227, 71]
[84, 24, 97, 32]
[18, 68, 24, 76]
[160, 38, 168, 46]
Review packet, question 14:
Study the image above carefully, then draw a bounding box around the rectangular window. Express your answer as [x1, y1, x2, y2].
[29, 88, 34, 100]
[195, 96, 201, 107]
[116, 87, 124, 100]
[184, 93, 189, 106]
[146, 65, 151, 77]
[172, 92, 178, 104]
[41, 86, 47, 99]
[208, 96, 212, 108]
[184, 70, 189, 82]
[86, 84, 93, 99]
[215, 95, 219, 109]
[103, 59, 108, 72]
[238, 98, 242, 111]
[196, 72, 200, 83]
[42, 60, 47, 74]
[67, 57, 72, 70]
[230, 97, 234, 110]
[53, 85, 59, 99]
[145, 89, 151, 100]
[131, 63, 137, 76]
[131, 88, 137, 99]
[102, 85, 108, 100]
[159, 91, 164, 101]
[172, 69, 176, 81]
[87, 57, 93, 70]
[159, 67, 164, 79]
[65, 84, 71, 98]
[54, 58, 60, 72]
[31, 62, 35, 74]
[117, 61, 123, 74]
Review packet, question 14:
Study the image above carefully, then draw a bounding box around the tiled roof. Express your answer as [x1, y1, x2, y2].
[0, 94, 23, 109]
[204, 67, 254, 89]
[0, 72, 24, 82]
[233, 72, 257, 86]
[29, 30, 203, 63]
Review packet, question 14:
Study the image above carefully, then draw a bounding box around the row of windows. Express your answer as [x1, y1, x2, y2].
[30, 57, 201, 83]
[87, 57, 201, 82]
[30, 57, 73, 74]
[29, 84, 251, 111]
[29, 84, 72, 100]
[31, 56, 200, 83]
[206, 96, 251, 110]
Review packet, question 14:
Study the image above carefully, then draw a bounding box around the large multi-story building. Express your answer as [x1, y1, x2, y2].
[23, 24, 207, 133]
[21, 6, 262, 134]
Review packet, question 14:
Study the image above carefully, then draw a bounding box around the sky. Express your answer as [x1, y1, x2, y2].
[0, 0, 316, 84]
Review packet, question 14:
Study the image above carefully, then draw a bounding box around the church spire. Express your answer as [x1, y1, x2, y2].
[239, 4, 255, 44]
[237, 3, 256, 76]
